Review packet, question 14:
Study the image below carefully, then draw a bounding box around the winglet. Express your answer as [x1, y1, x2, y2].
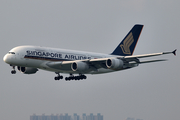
[172, 49, 177, 56]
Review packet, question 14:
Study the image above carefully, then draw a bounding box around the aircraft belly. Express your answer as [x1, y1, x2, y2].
[89, 68, 115, 74]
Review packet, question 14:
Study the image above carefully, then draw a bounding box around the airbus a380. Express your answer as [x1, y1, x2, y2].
[3, 24, 176, 81]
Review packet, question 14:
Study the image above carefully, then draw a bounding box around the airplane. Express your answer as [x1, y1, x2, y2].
[3, 24, 176, 81]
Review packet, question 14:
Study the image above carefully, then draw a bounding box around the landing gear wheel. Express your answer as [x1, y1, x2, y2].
[60, 76, 63, 79]
[64, 74, 87, 81]
[11, 70, 16, 74]
[10, 65, 16, 74]
[54, 77, 58, 80]
[65, 77, 70, 81]
[54, 72, 63, 80]
[83, 75, 87, 79]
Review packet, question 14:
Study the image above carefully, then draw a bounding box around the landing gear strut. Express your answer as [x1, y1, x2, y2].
[11, 65, 16, 74]
[65, 74, 87, 81]
[54, 72, 63, 80]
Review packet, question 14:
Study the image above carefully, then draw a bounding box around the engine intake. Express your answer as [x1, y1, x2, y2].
[17, 66, 38, 74]
[106, 58, 123, 69]
[71, 62, 89, 72]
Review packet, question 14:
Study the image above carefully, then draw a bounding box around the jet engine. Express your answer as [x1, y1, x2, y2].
[17, 66, 38, 74]
[71, 62, 89, 72]
[106, 58, 124, 69]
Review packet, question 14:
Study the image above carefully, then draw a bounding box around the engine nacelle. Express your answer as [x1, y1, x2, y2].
[71, 62, 89, 72]
[17, 66, 38, 74]
[106, 58, 123, 69]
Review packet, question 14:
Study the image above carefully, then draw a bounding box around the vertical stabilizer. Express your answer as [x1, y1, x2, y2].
[111, 24, 144, 56]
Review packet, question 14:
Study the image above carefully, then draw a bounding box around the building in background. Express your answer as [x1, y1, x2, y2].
[124, 118, 143, 120]
[82, 113, 87, 120]
[73, 113, 80, 120]
[30, 113, 103, 120]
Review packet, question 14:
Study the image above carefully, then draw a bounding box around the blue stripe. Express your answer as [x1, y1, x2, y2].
[24, 55, 71, 61]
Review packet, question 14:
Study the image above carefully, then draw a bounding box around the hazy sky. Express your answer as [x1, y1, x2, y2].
[1, 1, 180, 120]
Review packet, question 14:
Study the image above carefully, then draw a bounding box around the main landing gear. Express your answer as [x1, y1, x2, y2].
[54, 73, 87, 81]
[54, 72, 63, 80]
[65, 74, 87, 81]
[11, 65, 16, 74]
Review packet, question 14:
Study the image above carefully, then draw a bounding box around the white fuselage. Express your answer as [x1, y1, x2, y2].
[4, 45, 124, 74]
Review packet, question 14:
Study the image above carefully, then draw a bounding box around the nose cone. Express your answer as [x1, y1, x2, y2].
[3, 54, 11, 64]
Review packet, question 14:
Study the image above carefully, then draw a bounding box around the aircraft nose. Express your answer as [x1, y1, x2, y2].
[3, 54, 11, 64]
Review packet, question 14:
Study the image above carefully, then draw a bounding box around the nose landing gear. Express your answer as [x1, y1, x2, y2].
[11, 65, 16, 74]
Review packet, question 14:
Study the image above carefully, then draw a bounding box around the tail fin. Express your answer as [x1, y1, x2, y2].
[111, 24, 144, 56]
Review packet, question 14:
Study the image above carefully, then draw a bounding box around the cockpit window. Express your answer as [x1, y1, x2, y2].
[8, 52, 15, 54]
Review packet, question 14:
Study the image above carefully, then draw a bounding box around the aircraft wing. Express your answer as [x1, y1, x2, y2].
[46, 49, 176, 71]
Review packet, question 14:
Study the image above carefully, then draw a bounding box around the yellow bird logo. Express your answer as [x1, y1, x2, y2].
[120, 32, 134, 54]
